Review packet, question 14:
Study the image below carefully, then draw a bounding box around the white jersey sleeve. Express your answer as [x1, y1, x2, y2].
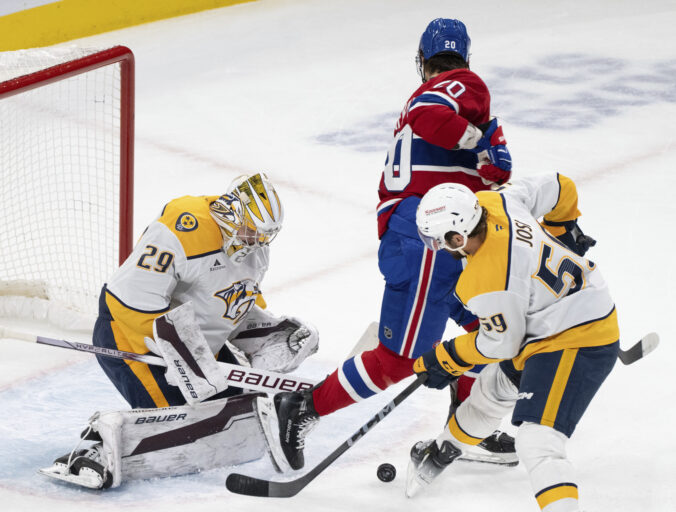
[501, 173, 581, 223]
[106, 221, 186, 312]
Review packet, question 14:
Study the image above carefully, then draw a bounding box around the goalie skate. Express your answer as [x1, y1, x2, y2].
[39, 443, 113, 490]
[254, 396, 291, 473]
[405, 439, 461, 498]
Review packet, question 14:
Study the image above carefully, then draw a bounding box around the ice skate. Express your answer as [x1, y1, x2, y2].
[447, 382, 518, 466]
[406, 438, 461, 498]
[274, 391, 319, 470]
[254, 395, 292, 473]
[457, 430, 519, 466]
[38, 442, 113, 489]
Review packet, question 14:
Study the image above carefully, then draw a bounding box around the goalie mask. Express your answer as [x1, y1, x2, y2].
[209, 173, 283, 262]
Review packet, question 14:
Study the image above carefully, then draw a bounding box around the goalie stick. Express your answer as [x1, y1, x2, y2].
[0, 326, 315, 394]
[225, 375, 426, 498]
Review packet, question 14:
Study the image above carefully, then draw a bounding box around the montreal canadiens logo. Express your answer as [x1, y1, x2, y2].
[176, 213, 198, 232]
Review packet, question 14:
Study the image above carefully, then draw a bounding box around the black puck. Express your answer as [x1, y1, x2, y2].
[377, 463, 396, 482]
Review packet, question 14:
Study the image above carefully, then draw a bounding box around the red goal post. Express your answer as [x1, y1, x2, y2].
[0, 46, 135, 330]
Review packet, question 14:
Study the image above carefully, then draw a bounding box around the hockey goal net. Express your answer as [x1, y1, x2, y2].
[0, 46, 134, 330]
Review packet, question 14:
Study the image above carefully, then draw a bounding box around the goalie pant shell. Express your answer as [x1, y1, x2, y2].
[93, 287, 243, 409]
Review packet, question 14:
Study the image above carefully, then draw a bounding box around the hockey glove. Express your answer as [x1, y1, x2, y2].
[230, 312, 319, 373]
[152, 303, 229, 405]
[543, 219, 597, 257]
[471, 118, 512, 184]
[413, 340, 474, 389]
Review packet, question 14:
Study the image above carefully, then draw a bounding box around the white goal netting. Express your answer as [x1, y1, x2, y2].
[0, 46, 133, 331]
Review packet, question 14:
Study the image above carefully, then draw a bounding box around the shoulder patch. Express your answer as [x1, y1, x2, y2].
[176, 212, 198, 232]
[158, 196, 222, 258]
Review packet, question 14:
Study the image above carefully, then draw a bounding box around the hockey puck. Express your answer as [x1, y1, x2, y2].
[377, 463, 396, 482]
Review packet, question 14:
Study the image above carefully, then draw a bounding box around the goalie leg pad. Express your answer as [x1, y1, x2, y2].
[109, 394, 269, 484]
[40, 394, 271, 488]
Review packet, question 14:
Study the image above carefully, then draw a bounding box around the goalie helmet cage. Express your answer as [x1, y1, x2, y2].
[0, 46, 134, 330]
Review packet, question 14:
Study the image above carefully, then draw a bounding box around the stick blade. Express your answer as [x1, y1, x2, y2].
[226, 473, 304, 498]
[226, 473, 271, 497]
[618, 332, 659, 365]
[641, 332, 660, 356]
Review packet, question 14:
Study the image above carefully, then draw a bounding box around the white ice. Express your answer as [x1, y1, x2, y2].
[1, 0, 675, 511]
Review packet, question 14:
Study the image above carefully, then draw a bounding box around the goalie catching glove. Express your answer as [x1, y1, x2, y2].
[229, 308, 319, 373]
[413, 339, 474, 389]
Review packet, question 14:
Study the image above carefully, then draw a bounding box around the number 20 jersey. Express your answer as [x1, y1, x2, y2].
[451, 174, 619, 370]
[377, 68, 493, 238]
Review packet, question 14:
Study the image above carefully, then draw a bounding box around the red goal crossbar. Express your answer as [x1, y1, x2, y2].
[0, 45, 135, 265]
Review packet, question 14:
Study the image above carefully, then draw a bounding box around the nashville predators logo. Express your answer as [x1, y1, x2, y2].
[176, 213, 198, 232]
[214, 280, 259, 323]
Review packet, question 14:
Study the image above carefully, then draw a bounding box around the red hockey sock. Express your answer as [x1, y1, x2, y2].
[312, 344, 414, 416]
[456, 374, 476, 402]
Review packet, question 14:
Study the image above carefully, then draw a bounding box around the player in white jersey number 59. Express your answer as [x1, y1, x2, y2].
[39, 173, 319, 490]
[410, 174, 612, 511]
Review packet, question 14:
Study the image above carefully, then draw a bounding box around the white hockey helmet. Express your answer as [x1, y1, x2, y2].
[209, 173, 283, 261]
[416, 182, 482, 253]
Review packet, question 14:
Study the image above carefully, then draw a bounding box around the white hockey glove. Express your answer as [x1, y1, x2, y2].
[229, 308, 319, 373]
[150, 302, 229, 405]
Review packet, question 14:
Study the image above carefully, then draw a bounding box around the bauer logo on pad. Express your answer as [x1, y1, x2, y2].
[176, 213, 198, 232]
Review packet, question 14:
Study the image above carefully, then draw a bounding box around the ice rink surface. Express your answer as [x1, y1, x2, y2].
[1, 0, 675, 510]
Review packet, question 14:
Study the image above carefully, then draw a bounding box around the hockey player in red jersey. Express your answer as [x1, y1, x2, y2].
[274, 18, 514, 471]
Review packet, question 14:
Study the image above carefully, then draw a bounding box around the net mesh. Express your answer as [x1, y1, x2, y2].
[0, 47, 124, 324]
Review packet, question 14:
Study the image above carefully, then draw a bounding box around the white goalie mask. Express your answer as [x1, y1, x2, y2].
[209, 173, 283, 262]
[416, 183, 482, 253]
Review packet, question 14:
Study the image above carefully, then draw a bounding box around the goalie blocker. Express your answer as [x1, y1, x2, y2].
[39, 392, 290, 489]
[96, 301, 318, 408]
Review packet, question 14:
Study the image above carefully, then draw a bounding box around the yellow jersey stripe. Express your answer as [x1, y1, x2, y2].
[454, 330, 502, 365]
[448, 414, 483, 446]
[535, 483, 579, 509]
[158, 195, 223, 258]
[512, 307, 619, 370]
[540, 348, 578, 428]
[105, 291, 170, 408]
[456, 191, 512, 302]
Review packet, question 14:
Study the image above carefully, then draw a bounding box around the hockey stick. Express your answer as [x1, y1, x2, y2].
[618, 332, 659, 365]
[0, 326, 315, 394]
[225, 374, 426, 497]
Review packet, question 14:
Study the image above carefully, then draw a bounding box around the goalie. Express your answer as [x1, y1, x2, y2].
[39, 173, 318, 489]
